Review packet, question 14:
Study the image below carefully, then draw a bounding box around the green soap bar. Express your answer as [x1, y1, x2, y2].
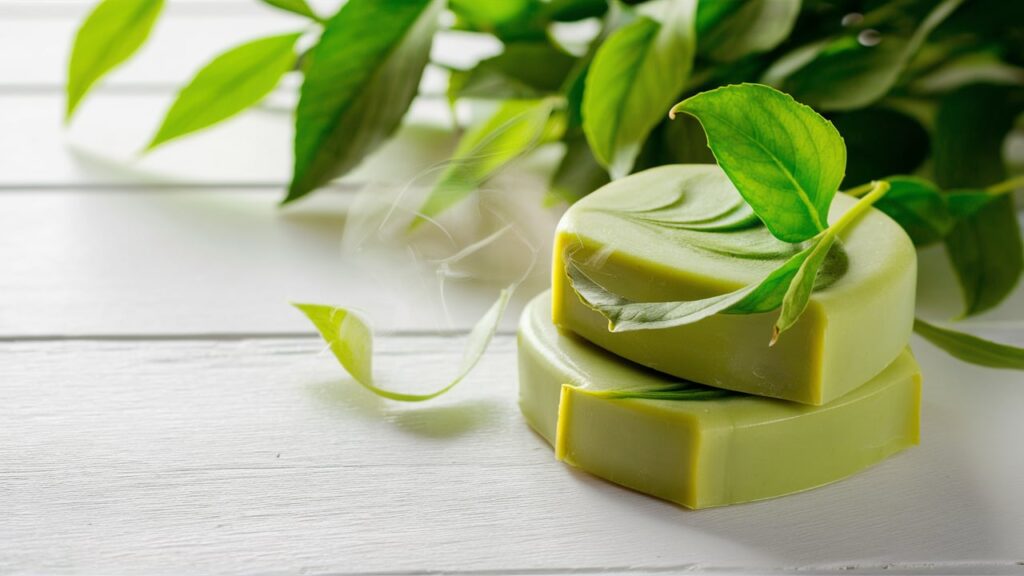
[520, 291, 921, 509]
[552, 164, 917, 405]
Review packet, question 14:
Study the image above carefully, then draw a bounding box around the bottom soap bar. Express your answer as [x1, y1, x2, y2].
[518, 291, 921, 509]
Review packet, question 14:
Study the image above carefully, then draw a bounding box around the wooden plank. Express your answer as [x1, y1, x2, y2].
[0, 93, 469, 188]
[1, 334, 1022, 574]
[0, 179, 562, 336]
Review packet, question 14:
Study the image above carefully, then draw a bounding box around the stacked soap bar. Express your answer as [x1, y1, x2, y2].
[518, 165, 921, 508]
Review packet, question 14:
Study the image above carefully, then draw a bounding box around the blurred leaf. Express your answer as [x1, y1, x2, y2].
[548, 133, 609, 205]
[774, 0, 964, 110]
[147, 32, 301, 150]
[293, 286, 514, 401]
[416, 99, 564, 224]
[831, 107, 929, 187]
[874, 176, 954, 246]
[287, 0, 440, 204]
[914, 318, 1024, 370]
[944, 195, 1022, 316]
[697, 0, 801, 62]
[66, 0, 164, 120]
[260, 0, 322, 21]
[546, 0, 609, 22]
[449, 0, 545, 41]
[448, 42, 576, 103]
[935, 84, 1023, 316]
[583, 0, 698, 178]
[671, 83, 846, 243]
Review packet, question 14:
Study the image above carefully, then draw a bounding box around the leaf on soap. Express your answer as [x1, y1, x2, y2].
[914, 318, 1024, 370]
[873, 176, 954, 247]
[259, 0, 322, 21]
[569, 181, 888, 343]
[566, 243, 816, 332]
[934, 84, 1024, 316]
[146, 32, 302, 150]
[831, 108, 930, 189]
[448, 42, 577, 104]
[770, 0, 964, 110]
[697, 0, 801, 62]
[772, 233, 835, 345]
[293, 287, 514, 402]
[670, 83, 846, 243]
[583, 0, 698, 179]
[573, 383, 736, 401]
[415, 98, 564, 224]
[66, 0, 164, 120]
[286, 0, 441, 204]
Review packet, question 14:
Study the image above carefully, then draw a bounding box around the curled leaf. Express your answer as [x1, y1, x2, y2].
[294, 287, 513, 402]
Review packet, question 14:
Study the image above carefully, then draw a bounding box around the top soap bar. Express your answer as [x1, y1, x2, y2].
[552, 164, 916, 405]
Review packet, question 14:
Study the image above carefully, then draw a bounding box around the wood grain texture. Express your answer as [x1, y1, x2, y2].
[1, 334, 1023, 574]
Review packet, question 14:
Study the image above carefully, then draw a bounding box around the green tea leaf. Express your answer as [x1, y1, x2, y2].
[449, 0, 545, 41]
[934, 84, 1024, 316]
[546, 0, 608, 22]
[287, 0, 440, 204]
[416, 98, 563, 223]
[293, 287, 514, 402]
[772, 233, 835, 345]
[773, 0, 964, 110]
[670, 83, 846, 243]
[697, 0, 801, 62]
[448, 42, 576, 103]
[260, 0, 322, 21]
[944, 195, 1022, 316]
[773, 180, 890, 343]
[147, 32, 301, 150]
[566, 240, 816, 332]
[569, 180, 887, 344]
[66, 0, 164, 120]
[831, 108, 929, 188]
[914, 318, 1024, 370]
[583, 0, 697, 179]
[873, 176, 954, 246]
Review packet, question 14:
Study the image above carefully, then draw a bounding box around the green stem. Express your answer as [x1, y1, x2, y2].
[841, 182, 876, 198]
[986, 175, 1024, 196]
[832, 180, 891, 235]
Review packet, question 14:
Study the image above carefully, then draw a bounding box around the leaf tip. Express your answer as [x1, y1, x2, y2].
[769, 325, 781, 347]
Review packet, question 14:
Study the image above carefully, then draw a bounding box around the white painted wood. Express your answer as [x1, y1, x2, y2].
[0, 178, 562, 336]
[1, 334, 1023, 575]
[0, 93, 467, 188]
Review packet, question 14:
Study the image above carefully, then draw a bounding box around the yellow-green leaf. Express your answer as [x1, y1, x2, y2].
[292, 287, 513, 402]
[66, 0, 164, 120]
[147, 32, 301, 151]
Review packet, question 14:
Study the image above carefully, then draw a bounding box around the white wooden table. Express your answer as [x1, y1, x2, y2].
[2, 2, 1024, 574]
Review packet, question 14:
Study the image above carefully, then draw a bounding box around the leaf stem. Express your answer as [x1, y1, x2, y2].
[841, 182, 876, 198]
[831, 180, 891, 234]
[986, 175, 1024, 196]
